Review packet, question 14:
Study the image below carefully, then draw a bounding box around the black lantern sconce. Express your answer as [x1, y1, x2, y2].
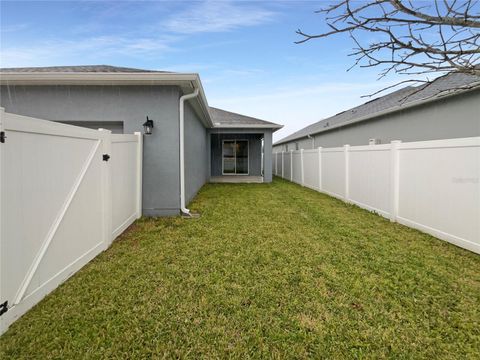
[143, 116, 154, 135]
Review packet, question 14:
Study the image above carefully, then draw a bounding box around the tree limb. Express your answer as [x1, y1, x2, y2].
[296, 0, 480, 95]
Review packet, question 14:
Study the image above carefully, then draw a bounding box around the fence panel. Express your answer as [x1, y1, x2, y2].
[303, 149, 320, 190]
[348, 145, 392, 217]
[272, 153, 276, 175]
[283, 152, 292, 180]
[276, 152, 282, 176]
[321, 148, 345, 199]
[397, 138, 479, 253]
[292, 151, 302, 184]
[272, 136, 479, 254]
[0, 109, 143, 334]
[111, 134, 142, 240]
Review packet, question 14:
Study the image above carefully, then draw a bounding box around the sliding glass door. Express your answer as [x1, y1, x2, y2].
[235, 140, 248, 174]
[222, 140, 249, 175]
[222, 141, 236, 174]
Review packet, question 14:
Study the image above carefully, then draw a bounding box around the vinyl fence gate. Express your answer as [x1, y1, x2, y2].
[0, 108, 143, 334]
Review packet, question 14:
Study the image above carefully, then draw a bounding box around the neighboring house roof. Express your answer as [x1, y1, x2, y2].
[210, 107, 282, 131]
[275, 71, 480, 146]
[0, 65, 170, 73]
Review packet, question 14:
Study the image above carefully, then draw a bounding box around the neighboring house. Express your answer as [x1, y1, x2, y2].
[274, 72, 480, 152]
[0, 65, 282, 216]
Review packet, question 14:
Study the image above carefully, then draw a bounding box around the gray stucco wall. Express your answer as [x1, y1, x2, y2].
[52, 120, 124, 133]
[184, 102, 208, 204]
[275, 137, 313, 152]
[210, 133, 263, 176]
[0, 84, 203, 216]
[274, 90, 480, 151]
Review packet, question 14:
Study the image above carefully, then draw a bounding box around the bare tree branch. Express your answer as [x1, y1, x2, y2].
[296, 0, 480, 96]
[390, 0, 480, 27]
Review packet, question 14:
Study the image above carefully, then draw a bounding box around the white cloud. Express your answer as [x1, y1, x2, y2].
[0, 23, 29, 33]
[163, 0, 276, 34]
[0, 35, 176, 68]
[0, 1, 277, 68]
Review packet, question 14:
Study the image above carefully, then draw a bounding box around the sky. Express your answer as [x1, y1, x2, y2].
[1, 0, 414, 142]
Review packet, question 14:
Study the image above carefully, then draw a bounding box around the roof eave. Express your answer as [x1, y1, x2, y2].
[214, 124, 283, 131]
[0, 71, 214, 127]
[0, 71, 198, 84]
[183, 74, 213, 128]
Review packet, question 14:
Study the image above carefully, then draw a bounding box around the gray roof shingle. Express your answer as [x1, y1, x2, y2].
[0, 65, 170, 73]
[275, 71, 480, 145]
[210, 107, 282, 129]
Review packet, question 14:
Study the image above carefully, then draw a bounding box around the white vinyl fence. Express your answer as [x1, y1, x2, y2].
[111, 134, 143, 239]
[0, 109, 143, 334]
[273, 137, 480, 254]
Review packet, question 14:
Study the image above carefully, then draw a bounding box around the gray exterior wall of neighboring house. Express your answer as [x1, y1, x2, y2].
[279, 137, 314, 152]
[0, 84, 208, 216]
[274, 90, 480, 152]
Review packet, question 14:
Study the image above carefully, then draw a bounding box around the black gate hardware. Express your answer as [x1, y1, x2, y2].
[103, 154, 110, 161]
[0, 131, 5, 143]
[0, 301, 8, 316]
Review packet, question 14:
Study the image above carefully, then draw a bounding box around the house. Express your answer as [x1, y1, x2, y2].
[274, 71, 480, 152]
[0, 65, 282, 216]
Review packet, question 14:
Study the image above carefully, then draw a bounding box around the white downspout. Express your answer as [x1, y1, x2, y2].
[307, 134, 315, 149]
[179, 88, 199, 215]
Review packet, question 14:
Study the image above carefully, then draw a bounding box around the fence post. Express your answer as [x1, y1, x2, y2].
[275, 152, 278, 176]
[0, 109, 3, 326]
[134, 132, 143, 219]
[300, 149, 304, 186]
[318, 147, 322, 191]
[99, 129, 113, 249]
[390, 140, 401, 222]
[344, 144, 350, 201]
[276, 152, 279, 176]
[290, 150, 293, 182]
[281, 151, 284, 178]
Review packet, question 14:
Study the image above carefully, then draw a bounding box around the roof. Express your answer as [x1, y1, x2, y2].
[275, 71, 480, 146]
[210, 107, 282, 130]
[0, 65, 284, 131]
[0, 65, 213, 127]
[0, 65, 170, 73]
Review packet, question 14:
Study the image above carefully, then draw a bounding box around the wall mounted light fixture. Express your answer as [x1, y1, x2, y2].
[143, 116, 154, 135]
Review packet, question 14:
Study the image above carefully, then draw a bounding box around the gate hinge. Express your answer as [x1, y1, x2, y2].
[0, 131, 5, 143]
[102, 154, 110, 161]
[0, 301, 8, 316]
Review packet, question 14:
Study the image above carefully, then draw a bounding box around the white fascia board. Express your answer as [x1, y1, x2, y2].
[0, 72, 198, 85]
[187, 74, 213, 128]
[213, 124, 283, 129]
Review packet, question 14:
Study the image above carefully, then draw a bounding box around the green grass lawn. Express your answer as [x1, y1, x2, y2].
[1, 178, 479, 359]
